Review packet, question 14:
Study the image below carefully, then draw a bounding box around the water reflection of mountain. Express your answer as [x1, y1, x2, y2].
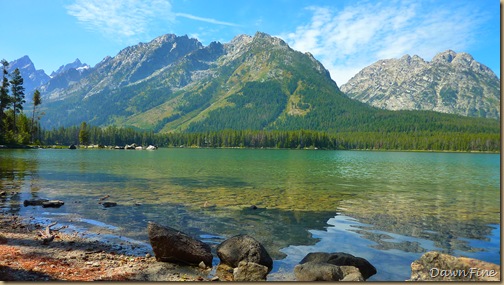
[272, 214, 500, 281]
[346, 213, 496, 254]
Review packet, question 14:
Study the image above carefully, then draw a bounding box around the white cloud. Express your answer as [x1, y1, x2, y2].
[67, 0, 175, 40]
[67, 0, 239, 43]
[281, 1, 486, 85]
[175, 13, 241, 27]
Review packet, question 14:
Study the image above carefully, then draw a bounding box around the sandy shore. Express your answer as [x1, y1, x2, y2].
[0, 212, 214, 281]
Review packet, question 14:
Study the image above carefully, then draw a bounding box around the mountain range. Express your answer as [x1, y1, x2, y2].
[5, 32, 500, 133]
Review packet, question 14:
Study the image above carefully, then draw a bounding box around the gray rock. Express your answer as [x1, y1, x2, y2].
[409, 251, 500, 281]
[340, 266, 365, 281]
[41, 200, 64, 208]
[217, 234, 273, 272]
[294, 261, 344, 281]
[341, 50, 500, 119]
[233, 261, 269, 281]
[147, 222, 213, 267]
[300, 252, 377, 280]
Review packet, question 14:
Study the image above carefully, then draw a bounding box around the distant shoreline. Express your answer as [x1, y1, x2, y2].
[0, 144, 500, 154]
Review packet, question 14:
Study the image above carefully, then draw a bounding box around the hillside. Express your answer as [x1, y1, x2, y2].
[36, 33, 500, 135]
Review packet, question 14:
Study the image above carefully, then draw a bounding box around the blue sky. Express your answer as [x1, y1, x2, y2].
[0, 0, 500, 85]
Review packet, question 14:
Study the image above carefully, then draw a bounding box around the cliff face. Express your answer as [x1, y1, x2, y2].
[340, 50, 500, 119]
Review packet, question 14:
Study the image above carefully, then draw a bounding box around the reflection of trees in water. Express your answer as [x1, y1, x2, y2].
[0, 155, 39, 214]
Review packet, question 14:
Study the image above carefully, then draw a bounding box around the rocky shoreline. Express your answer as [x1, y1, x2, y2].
[1, 209, 500, 282]
[0, 213, 214, 281]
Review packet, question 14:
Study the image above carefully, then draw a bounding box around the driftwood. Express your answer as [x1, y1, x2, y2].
[39, 222, 57, 245]
[99, 195, 110, 201]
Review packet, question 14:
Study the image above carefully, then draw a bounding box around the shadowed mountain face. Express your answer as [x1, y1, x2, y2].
[340, 50, 500, 119]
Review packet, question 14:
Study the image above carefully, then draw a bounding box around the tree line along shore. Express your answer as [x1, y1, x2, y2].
[33, 124, 502, 152]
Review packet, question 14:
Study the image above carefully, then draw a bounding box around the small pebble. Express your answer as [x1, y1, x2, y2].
[145, 253, 151, 258]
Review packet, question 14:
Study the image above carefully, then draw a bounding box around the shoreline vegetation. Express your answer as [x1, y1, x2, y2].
[42, 125, 500, 152]
[0, 143, 500, 154]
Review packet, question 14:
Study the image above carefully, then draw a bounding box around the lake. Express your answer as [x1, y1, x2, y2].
[0, 148, 500, 281]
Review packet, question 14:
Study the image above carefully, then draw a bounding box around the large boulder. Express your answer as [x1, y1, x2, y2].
[299, 252, 376, 280]
[147, 222, 213, 267]
[217, 234, 273, 273]
[409, 251, 500, 281]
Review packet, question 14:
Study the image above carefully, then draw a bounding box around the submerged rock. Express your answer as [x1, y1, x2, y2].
[24, 199, 50, 206]
[101, 202, 117, 208]
[409, 251, 500, 281]
[147, 222, 213, 267]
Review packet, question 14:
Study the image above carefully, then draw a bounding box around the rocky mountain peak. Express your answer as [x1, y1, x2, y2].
[341, 50, 500, 119]
[431, 50, 457, 63]
[252, 32, 289, 47]
[9, 55, 34, 70]
[8, 55, 50, 98]
[51, 58, 89, 77]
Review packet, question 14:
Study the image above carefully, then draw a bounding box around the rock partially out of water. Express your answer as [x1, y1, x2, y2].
[217, 234, 273, 272]
[294, 261, 344, 281]
[233, 261, 269, 281]
[147, 222, 213, 267]
[299, 252, 376, 280]
[41, 200, 65, 208]
[409, 251, 500, 281]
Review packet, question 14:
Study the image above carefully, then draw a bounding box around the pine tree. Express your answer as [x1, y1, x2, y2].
[0, 59, 10, 138]
[79, 121, 89, 145]
[9, 68, 25, 134]
[31, 89, 42, 143]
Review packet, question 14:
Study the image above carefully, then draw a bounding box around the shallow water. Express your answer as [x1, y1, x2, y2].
[0, 148, 500, 281]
